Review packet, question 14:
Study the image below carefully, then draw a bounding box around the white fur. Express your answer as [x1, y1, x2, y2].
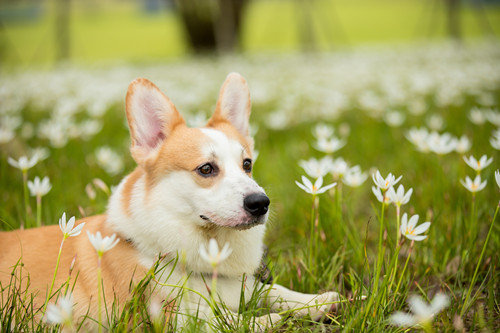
[105, 74, 340, 329]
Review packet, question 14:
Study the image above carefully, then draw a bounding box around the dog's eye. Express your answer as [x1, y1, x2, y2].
[198, 163, 215, 176]
[243, 159, 252, 172]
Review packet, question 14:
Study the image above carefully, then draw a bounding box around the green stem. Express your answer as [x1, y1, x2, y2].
[22, 170, 29, 229]
[461, 203, 499, 316]
[389, 206, 401, 293]
[373, 199, 386, 295]
[210, 266, 218, 310]
[97, 255, 103, 333]
[308, 194, 317, 271]
[393, 240, 413, 304]
[36, 196, 42, 228]
[44, 235, 67, 312]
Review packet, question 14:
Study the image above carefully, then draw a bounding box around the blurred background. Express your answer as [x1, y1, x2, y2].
[1, 0, 499, 68]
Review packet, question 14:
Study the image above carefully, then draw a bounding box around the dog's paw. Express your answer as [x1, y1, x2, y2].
[295, 291, 340, 320]
[254, 313, 282, 332]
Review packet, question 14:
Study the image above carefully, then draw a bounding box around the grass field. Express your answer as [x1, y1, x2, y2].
[1, 39, 499, 331]
[1, 0, 500, 67]
[1, 0, 500, 331]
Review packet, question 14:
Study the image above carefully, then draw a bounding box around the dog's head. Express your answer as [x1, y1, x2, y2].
[124, 73, 269, 232]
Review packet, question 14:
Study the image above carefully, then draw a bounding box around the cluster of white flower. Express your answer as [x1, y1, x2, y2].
[0, 41, 498, 146]
[406, 127, 471, 155]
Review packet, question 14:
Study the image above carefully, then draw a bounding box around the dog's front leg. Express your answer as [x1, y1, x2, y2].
[263, 284, 339, 320]
[177, 300, 282, 332]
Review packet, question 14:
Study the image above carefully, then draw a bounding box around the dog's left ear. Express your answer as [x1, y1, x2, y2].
[208, 72, 251, 137]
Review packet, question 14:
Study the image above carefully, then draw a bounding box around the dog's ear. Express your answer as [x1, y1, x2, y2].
[208, 72, 251, 137]
[126, 78, 185, 164]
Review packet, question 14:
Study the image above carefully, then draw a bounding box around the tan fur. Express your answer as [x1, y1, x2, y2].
[0, 216, 146, 320]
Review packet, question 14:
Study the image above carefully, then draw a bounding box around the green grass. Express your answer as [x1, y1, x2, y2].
[0, 41, 499, 330]
[2, 0, 500, 67]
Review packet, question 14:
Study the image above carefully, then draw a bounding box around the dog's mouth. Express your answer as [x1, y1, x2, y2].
[199, 215, 265, 230]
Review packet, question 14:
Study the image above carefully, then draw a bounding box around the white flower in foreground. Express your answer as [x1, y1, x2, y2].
[387, 184, 413, 207]
[343, 166, 368, 188]
[372, 186, 392, 205]
[372, 170, 402, 191]
[495, 170, 500, 189]
[460, 175, 487, 193]
[463, 155, 493, 173]
[296, 176, 336, 195]
[59, 213, 85, 238]
[45, 293, 74, 326]
[27, 176, 52, 197]
[7, 155, 39, 172]
[199, 238, 232, 267]
[314, 136, 346, 154]
[390, 293, 449, 327]
[299, 157, 333, 178]
[400, 213, 431, 241]
[454, 135, 471, 154]
[87, 231, 120, 256]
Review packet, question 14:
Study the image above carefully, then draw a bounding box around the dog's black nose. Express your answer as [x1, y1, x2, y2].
[244, 193, 270, 217]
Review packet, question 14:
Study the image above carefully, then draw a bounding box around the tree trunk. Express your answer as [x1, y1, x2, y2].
[174, 0, 249, 54]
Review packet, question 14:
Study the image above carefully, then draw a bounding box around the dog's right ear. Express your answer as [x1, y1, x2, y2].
[125, 78, 185, 165]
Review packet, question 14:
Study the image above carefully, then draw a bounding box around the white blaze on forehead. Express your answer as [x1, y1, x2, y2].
[200, 128, 248, 166]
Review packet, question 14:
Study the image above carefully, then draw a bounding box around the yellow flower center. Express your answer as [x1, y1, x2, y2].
[406, 226, 415, 235]
[312, 185, 318, 192]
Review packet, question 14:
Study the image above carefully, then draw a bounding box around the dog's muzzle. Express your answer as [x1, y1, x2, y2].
[243, 193, 270, 217]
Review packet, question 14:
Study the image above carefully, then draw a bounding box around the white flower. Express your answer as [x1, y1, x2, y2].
[0, 128, 14, 144]
[463, 155, 493, 172]
[468, 107, 486, 125]
[330, 157, 349, 179]
[199, 238, 232, 267]
[406, 127, 430, 153]
[45, 293, 74, 325]
[486, 109, 500, 126]
[343, 166, 368, 188]
[491, 130, 500, 150]
[384, 110, 405, 127]
[312, 123, 334, 140]
[27, 176, 52, 197]
[454, 135, 471, 154]
[372, 170, 402, 191]
[386, 184, 413, 207]
[314, 136, 346, 154]
[87, 231, 120, 256]
[426, 132, 457, 155]
[30, 147, 50, 162]
[372, 186, 392, 205]
[7, 155, 39, 172]
[296, 176, 336, 195]
[400, 213, 431, 241]
[426, 114, 444, 131]
[59, 213, 85, 238]
[495, 170, 500, 189]
[298, 156, 333, 178]
[390, 293, 449, 327]
[95, 146, 124, 176]
[460, 175, 487, 193]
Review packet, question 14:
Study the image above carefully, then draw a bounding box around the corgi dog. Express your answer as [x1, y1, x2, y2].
[0, 73, 339, 329]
